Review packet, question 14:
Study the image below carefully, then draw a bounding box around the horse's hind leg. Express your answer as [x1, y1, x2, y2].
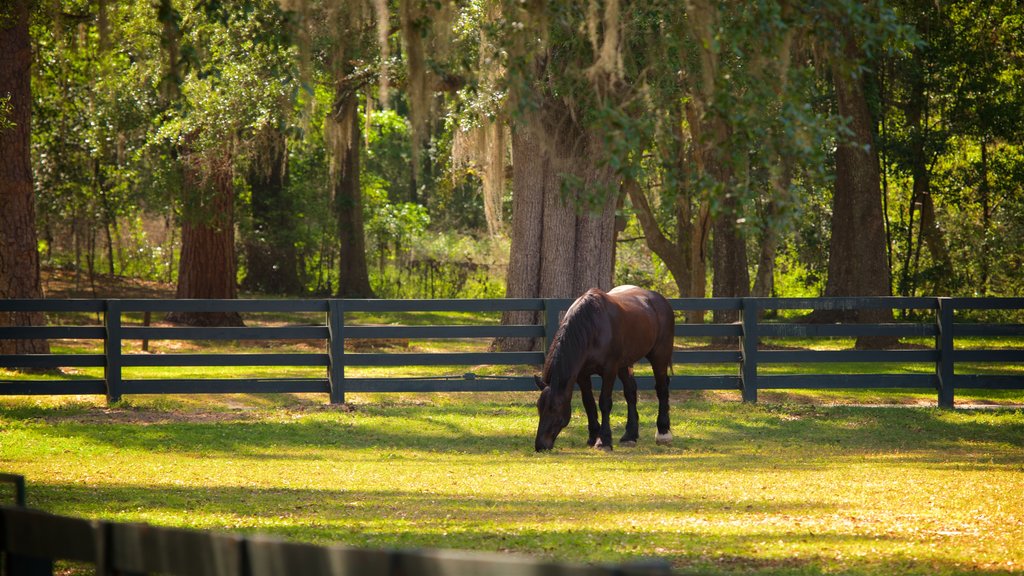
[577, 374, 600, 447]
[595, 370, 616, 450]
[618, 366, 639, 446]
[652, 358, 673, 445]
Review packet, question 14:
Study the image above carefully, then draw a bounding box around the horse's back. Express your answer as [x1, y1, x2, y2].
[605, 285, 674, 361]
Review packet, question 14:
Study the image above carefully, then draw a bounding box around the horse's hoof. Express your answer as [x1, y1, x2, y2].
[619, 440, 637, 447]
[593, 439, 613, 451]
[655, 431, 673, 445]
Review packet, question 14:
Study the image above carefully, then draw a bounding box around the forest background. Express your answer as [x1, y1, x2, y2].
[1, 0, 1022, 339]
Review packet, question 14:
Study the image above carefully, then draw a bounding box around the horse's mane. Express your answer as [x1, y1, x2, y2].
[542, 290, 605, 390]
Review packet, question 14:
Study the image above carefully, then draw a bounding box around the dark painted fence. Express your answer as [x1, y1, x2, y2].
[0, 475, 670, 576]
[1, 297, 1022, 408]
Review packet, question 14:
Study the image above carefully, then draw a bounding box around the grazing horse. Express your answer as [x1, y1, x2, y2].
[534, 285, 674, 451]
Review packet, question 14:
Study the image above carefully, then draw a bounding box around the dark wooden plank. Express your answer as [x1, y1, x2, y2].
[0, 326, 105, 339]
[952, 375, 1024, 389]
[954, 324, 1024, 337]
[748, 297, 937, 310]
[115, 299, 329, 313]
[952, 350, 1024, 363]
[937, 298, 955, 408]
[674, 324, 742, 338]
[343, 298, 548, 313]
[121, 353, 329, 367]
[667, 298, 743, 311]
[345, 325, 545, 339]
[345, 376, 539, 393]
[345, 351, 545, 367]
[105, 301, 123, 403]
[0, 299, 105, 313]
[0, 354, 104, 369]
[949, 297, 1024, 310]
[1, 507, 100, 562]
[122, 326, 329, 340]
[328, 300, 345, 405]
[758, 349, 938, 363]
[672, 350, 742, 364]
[120, 378, 330, 394]
[107, 522, 244, 576]
[0, 380, 106, 395]
[246, 535, 393, 576]
[757, 323, 938, 338]
[759, 374, 936, 389]
[661, 375, 741, 390]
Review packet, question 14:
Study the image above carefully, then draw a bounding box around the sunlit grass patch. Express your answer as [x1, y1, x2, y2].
[2, 393, 1023, 575]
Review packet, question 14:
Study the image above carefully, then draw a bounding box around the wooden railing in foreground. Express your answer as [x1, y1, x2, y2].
[0, 505, 671, 576]
[0, 297, 1022, 408]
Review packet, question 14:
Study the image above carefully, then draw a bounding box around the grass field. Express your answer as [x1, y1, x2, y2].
[2, 391, 1023, 575]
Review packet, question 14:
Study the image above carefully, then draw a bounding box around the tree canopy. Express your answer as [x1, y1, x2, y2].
[1, 0, 1021, 316]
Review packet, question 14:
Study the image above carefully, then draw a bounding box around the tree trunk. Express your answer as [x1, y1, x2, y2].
[496, 104, 618, 351]
[825, 35, 897, 348]
[708, 145, 749, 325]
[243, 128, 303, 295]
[166, 148, 244, 327]
[494, 122, 545, 351]
[332, 83, 374, 298]
[0, 0, 49, 355]
[624, 176, 710, 323]
[711, 197, 750, 324]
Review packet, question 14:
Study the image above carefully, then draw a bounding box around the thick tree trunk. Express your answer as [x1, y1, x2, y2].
[167, 150, 244, 327]
[496, 105, 618, 351]
[243, 128, 302, 295]
[624, 176, 709, 323]
[709, 153, 749, 325]
[332, 85, 374, 298]
[825, 37, 897, 348]
[495, 123, 545, 351]
[0, 0, 49, 355]
[711, 198, 750, 324]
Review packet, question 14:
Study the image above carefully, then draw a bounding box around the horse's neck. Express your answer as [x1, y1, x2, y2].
[544, 318, 590, 390]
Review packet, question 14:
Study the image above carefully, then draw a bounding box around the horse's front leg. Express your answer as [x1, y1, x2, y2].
[577, 374, 600, 447]
[653, 358, 673, 445]
[618, 366, 639, 446]
[595, 370, 616, 450]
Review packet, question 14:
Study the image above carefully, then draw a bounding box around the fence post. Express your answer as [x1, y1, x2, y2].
[104, 300, 122, 405]
[543, 299, 560, 355]
[936, 297, 954, 408]
[740, 299, 758, 403]
[328, 299, 345, 405]
[0, 473, 26, 507]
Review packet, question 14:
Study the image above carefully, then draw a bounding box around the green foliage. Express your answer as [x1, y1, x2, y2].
[20, 0, 1024, 301]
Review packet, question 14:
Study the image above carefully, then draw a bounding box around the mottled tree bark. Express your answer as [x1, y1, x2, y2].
[332, 84, 374, 299]
[496, 104, 618, 352]
[243, 128, 302, 295]
[167, 149, 244, 327]
[0, 0, 49, 354]
[825, 34, 897, 348]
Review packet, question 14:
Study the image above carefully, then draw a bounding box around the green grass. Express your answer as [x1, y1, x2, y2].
[2, 392, 1023, 575]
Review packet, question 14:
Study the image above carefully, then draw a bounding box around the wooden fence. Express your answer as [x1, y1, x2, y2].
[0, 476, 670, 576]
[1, 297, 1022, 408]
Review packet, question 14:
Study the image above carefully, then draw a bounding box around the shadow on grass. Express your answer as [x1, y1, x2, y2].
[28, 482, 1019, 576]
[4, 398, 1023, 467]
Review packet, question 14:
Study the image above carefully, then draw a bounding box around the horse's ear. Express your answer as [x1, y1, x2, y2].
[534, 375, 547, 390]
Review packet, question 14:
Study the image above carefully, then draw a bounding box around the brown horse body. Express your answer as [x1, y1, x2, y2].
[534, 285, 674, 451]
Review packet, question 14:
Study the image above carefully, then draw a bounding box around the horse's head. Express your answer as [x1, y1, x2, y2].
[534, 376, 571, 451]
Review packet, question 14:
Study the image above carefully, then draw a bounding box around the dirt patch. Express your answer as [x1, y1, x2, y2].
[42, 267, 175, 299]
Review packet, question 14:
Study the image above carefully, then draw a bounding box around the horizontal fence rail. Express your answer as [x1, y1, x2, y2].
[0, 297, 1022, 407]
[0, 505, 670, 576]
